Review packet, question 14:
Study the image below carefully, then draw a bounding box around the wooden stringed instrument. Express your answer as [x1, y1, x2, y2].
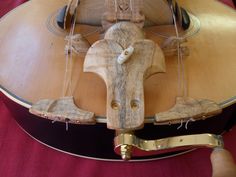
[1, 0, 236, 161]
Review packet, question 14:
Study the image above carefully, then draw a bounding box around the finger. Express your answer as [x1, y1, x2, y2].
[211, 148, 236, 177]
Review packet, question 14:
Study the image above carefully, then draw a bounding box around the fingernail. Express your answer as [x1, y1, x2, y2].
[213, 147, 224, 152]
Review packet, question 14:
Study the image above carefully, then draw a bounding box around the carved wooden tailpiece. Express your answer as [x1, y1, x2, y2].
[102, 0, 145, 30]
[84, 22, 165, 130]
[29, 97, 95, 124]
[155, 97, 222, 125]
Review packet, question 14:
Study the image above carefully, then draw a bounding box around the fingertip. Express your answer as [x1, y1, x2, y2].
[211, 148, 236, 177]
[211, 148, 235, 163]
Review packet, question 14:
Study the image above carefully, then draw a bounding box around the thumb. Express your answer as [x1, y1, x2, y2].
[211, 148, 236, 177]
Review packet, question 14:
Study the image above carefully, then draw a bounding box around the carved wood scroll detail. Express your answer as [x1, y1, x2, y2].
[155, 97, 222, 125]
[102, 0, 145, 30]
[29, 97, 95, 124]
[84, 22, 165, 130]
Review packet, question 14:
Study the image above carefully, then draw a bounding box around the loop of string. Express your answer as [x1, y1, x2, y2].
[57, 5, 80, 128]
[62, 3, 103, 97]
[177, 118, 196, 130]
[62, 7, 78, 97]
[170, 5, 187, 98]
[177, 119, 183, 130]
[185, 118, 195, 130]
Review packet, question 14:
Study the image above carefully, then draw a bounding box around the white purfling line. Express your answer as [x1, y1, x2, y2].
[1, 86, 236, 123]
[13, 119, 197, 162]
[0, 87, 31, 109]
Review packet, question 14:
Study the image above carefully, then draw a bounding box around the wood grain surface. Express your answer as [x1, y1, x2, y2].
[0, 0, 236, 120]
[155, 97, 222, 125]
[29, 97, 95, 124]
[72, 0, 173, 26]
[84, 22, 165, 130]
[102, 0, 145, 30]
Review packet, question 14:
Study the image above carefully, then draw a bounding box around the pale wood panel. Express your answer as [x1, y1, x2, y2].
[84, 22, 165, 129]
[0, 0, 236, 118]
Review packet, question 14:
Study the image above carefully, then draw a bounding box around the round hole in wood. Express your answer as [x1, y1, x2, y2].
[111, 100, 121, 110]
[124, 51, 129, 55]
[130, 100, 140, 109]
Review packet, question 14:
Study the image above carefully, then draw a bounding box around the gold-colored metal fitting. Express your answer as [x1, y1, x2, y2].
[114, 133, 224, 160]
[120, 145, 133, 161]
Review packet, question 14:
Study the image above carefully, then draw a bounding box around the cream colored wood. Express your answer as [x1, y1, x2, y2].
[29, 97, 95, 124]
[84, 22, 165, 130]
[1, 0, 236, 120]
[155, 97, 222, 125]
[104, 21, 145, 48]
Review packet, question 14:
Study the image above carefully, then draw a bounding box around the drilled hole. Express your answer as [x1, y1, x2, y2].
[124, 51, 129, 55]
[111, 100, 120, 110]
[65, 118, 70, 122]
[131, 100, 139, 109]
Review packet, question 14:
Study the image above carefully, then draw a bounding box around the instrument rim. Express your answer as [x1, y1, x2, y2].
[15, 120, 198, 162]
[1, 85, 236, 124]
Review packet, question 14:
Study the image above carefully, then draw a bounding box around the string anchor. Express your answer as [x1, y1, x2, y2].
[64, 34, 90, 55]
[52, 118, 57, 124]
[65, 118, 70, 131]
[185, 118, 196, 130]
[177, 119, 183, 130]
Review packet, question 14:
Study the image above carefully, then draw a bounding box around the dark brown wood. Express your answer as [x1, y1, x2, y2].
[1, 91, 236, 160]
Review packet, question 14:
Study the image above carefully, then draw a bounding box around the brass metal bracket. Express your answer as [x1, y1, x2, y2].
[114, 133, 224, 160]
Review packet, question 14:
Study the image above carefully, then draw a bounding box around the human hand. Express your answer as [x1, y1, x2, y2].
[211, 148, 236, 177]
